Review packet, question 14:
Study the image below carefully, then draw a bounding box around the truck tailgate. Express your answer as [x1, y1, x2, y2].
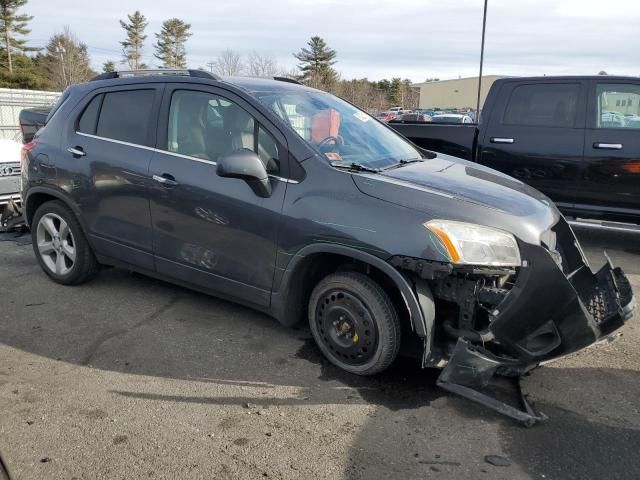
[388, 123, 477, 160]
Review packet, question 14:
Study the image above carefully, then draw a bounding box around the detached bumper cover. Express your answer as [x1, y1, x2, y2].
[436, 218, 635, 425]
[488, 221, 635, 365]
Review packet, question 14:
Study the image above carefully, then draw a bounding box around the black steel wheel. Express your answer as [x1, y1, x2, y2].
[309, 272, 401, 375]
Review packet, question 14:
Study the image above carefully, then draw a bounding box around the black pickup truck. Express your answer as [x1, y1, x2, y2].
[390, 76, 640, 226]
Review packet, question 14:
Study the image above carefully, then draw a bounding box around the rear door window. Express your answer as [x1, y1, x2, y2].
[96, 89, 155, 145]
[503, 83, 580, 128]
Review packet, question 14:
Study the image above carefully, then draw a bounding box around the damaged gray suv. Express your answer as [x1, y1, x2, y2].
[21, 70, 635, 424]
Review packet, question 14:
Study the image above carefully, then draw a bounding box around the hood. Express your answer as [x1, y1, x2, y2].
[351, 153, 560, 245]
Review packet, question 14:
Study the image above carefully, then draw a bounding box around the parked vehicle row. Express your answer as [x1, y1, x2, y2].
[19, 69, 634, 424]
[374, 108, 476, 125]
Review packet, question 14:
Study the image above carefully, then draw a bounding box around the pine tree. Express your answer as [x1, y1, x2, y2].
[120, 10, 147, 70]
[154, 18, 191, 69]
[102, 60, 115, 73]
[0, 0, 37, 74]
[293, 36, 337, 89]
[389, 78, 403, 106]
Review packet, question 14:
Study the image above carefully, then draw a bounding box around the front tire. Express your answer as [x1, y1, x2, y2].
[31, 200, 99, 285]
[308, 272, 401, 375]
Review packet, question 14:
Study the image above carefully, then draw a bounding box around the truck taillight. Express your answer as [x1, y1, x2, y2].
[20, 139, 36, 168]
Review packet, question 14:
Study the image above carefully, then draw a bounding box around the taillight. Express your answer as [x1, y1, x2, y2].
[20, 139, 36, 168]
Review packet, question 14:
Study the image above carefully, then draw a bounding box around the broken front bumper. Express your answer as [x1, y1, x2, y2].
[437, 217, 635, 425]
[489, 219, 635, 364]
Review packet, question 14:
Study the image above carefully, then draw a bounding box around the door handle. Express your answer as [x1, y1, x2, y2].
[593, 143, 623, 150]
[152, 174, 178, 187]
[67, 146, 86, 157]
[490, 137, 515, 144]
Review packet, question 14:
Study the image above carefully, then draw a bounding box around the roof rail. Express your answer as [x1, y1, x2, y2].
[91, 69, 221, 82]
[273, 76, 302, 85]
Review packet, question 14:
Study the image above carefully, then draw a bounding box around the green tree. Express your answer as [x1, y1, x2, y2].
[0, 0, 38, 74]
[120, 10, 148, 70]
[41, 28, 95, 90]
[293, 36, 337, 89]
[102, 60, 115, 73]
[154, 18, 191, 69]
[389, 77, 403, 105]
[0, 53, 45, 88]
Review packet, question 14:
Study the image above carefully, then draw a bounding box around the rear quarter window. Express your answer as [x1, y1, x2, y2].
[77, 94, 103, 134]
[96, 89, 155, 145]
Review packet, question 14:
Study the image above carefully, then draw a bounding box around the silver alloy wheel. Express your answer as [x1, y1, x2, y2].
[36, 212, 76, 276]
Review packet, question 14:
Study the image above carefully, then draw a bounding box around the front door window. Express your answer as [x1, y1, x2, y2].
[167, 90, 280, 174]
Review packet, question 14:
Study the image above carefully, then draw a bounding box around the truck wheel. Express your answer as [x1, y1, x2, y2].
[31, 200, 99, 285]
[308, 272, 401, 376]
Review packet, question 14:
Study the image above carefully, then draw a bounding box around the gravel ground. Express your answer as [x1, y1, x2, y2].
[0, 226, 638, 480]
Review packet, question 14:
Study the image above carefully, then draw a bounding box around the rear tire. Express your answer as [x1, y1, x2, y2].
[31, 200, 99, 285]
[308, 271, 401, 375]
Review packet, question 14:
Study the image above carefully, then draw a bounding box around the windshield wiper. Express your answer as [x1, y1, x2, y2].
[382, 158, 425, 171]
[331, 161, 381, 173]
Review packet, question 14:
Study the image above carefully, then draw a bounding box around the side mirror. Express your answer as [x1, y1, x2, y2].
[217, 149, 272, 198]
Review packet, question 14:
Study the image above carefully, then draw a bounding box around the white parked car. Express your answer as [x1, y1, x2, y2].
[0, 138, 23, 230]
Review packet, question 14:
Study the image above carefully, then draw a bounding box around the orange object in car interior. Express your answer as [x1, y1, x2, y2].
[311, 109, 341, 144]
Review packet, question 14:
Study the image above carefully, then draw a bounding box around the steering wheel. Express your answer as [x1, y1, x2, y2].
[317, 136, 343, 151]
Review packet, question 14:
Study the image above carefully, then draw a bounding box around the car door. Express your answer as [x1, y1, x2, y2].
[148, 84, 289, 307]
[579, 80, 640, 222]
[66, 85, 163, 270]
[479, 81, 586, 209]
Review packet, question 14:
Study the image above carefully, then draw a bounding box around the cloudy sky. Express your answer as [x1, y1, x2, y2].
[25, 0, 640, 82]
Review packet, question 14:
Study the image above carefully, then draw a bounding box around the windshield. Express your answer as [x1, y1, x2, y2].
[252, 90, 423, 169]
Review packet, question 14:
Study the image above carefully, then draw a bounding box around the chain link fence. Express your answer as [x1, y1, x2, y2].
[0, 88, 61, 143]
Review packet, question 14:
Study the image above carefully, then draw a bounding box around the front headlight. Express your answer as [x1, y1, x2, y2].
[425, 220, 521, 267]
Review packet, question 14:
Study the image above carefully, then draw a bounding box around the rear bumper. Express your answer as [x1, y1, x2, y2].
[0, 173, 20, 206]
[0, 193, 20, 206]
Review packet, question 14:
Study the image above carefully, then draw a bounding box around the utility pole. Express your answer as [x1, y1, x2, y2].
[476, 0, 488, 120]
[56, 44, 67, 87]
[206, 61, 214, 73]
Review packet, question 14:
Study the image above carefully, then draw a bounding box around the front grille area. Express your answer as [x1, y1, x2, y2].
[0, 162, 20, 177]
[586, 286, 612, 325]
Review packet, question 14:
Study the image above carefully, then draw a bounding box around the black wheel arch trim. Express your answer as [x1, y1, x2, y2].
[23, 186, 94, 250]
[24, 186, 82, 226]
[271, 243, 433, 342]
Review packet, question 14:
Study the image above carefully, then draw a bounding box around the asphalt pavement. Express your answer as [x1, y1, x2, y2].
[0, 226, 638, 479]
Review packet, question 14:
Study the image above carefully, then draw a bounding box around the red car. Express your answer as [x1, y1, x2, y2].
[375, 111, 397, 122]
